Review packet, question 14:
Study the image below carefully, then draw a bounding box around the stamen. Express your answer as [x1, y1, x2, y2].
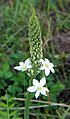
[38, 86, 42, 91]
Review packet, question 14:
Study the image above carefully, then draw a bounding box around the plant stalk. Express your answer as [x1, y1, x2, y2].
[24, 92, 31, 119]
[24, 73, 35, 119]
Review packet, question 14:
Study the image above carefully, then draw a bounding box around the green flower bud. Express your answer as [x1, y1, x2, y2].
[28, 8, 43, 69]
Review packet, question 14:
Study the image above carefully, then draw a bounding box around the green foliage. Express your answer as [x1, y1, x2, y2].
[0, 61, 27, 96]
[0, 62, 13, 79]
[8, 71, 27, 96]
[50, 82, 64, 102]
[0, 94, 22, 119]
[57, 107, 70, 119]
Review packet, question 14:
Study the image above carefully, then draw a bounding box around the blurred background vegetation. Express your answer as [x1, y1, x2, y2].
[0, 0, 70, 118]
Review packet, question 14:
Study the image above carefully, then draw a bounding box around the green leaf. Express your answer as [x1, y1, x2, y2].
[0, 111, 7, 117]
[51, 94, 57, 102]
[4, 71, 13, 78]
[9, 110, 17, 117]
[9, 103, 15, 108]
[0, 70, 3, 78]
[8, 84, 22, 94]
[48, 81, 54, 88]
[2, 62, 9, 73]
[1, 96, 7, 100]
[18, 72, 27, 86]
[50, 82, 64, 95]
[8, 97, 13, 102]
[47, 75, 54, 81]
[0, 102, 7, 107]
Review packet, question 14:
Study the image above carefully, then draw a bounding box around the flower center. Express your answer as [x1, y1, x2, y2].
[38, 86, 42, 91]
[45, 63, 49, 67]
[22, 65, 27, 70]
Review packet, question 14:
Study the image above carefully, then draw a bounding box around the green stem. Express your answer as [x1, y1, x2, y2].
[24, 92, 31, 119]
[7, 100, 10, 119]
[24, 72, 35, 119]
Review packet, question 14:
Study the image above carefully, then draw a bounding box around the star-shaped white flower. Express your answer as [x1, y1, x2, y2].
[40, 58, 54, 76]
[27, 77, 49, 99]
[14, 58, 32, 71]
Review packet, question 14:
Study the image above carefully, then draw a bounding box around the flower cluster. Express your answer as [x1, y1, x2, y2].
[14, 58, 54, 99]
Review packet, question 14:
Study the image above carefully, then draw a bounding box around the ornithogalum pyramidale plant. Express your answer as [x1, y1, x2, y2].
[14, 8, 54, 119]
[24, 8, 43, 119]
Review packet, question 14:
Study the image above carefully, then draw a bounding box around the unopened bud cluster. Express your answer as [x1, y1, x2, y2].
[28, 8, 43, 68]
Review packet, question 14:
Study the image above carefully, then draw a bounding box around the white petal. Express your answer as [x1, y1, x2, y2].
[45, 68, 50, 76]
[50, 67, 54, 73]
[27, 86, 37, 92]
[41, 91, 47, 96]
[19, 62, 24, 66]
[49, 63, 54, 67]
[39, 66, 45, 70]
[25, 59, 32, 69]
[42, 87, 49, 92]
[28, 65, 32, 68]
[40, 77, 46, 87]
[33, 79, 39, 87]
[26, 64, 32, 69]
[25, 58, 30, 65]
[49, 67, 54, 73]
[39, 59, 45, 65]
[19, 62, 27, 71]
[35, 91, 40, 99]
[14, 66, 22, 71]
[45, 58, 50, 64]
[14, 66, 26, 71]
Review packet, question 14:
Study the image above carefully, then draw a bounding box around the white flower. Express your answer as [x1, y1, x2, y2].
[27, 77, 49, 99]
[40, 58, 54, 76]
[14, 58, 32, 71]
